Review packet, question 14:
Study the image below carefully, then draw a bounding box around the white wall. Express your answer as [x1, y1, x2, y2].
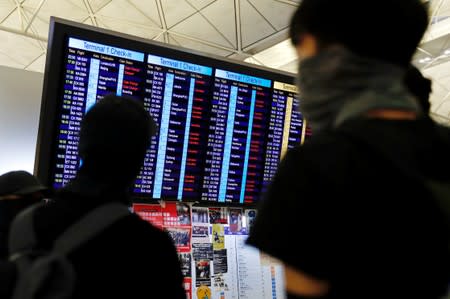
[0, 66, 43, 174]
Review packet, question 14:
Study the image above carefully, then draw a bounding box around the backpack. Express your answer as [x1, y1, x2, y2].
[340, 125, 450, 297]
[339, 124, 450, 229]
[7, 202, 130, 299]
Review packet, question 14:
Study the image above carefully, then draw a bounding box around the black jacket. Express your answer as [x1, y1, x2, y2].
[30, 184, 185, 299]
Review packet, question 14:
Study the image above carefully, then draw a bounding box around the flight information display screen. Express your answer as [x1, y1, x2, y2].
[39, 19, 306, 204]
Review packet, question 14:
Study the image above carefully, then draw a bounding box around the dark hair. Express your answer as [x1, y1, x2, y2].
[78, 94, 156, 183]
[289, 0, 429, 67]
[404, 66, 432, 113]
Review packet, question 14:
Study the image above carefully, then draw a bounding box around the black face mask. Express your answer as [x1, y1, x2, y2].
[297, 46, 419, 135]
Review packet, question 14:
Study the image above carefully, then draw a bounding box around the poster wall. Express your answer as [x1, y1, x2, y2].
[134, 203, 286, 299]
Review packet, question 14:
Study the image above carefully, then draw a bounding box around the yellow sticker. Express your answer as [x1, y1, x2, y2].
[196, 285, 211, 299]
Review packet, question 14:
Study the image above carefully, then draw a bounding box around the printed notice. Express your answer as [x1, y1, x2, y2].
[245, 209, 257, 234]
[212, 224, 225, 250]
[162, 202, 191, 227]
[192, 224, 210, 243]
[209, 207, 228, 224]
[229, 208, 243, 233]
[213, 249, 228, 274]
[192, 243, 214, 261]
[132, 203, 163, 229]
[236, 236, 264, 299]
[195, 259, 211, 286]
[178, 252, 192, 277]
[166, 227, 191, 252]
[192, 207, 209, 223]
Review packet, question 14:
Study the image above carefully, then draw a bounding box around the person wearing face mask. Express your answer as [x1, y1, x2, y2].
[0, 170, 47, 259]
[247, 1, 450, 299]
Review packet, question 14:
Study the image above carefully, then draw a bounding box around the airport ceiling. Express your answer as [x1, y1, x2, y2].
[0, 0, 300, 71]
[0, 0, 449, 123]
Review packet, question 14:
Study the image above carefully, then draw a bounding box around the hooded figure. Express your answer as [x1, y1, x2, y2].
[0, 170, 47, 258]
[21, 94, 185, 299]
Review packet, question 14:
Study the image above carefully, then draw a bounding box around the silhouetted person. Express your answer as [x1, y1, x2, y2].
[247, 1, 450, 298]
[27, 95, 185, 298]
[0, 171, 47, 297]
[0, 170, 47, 259]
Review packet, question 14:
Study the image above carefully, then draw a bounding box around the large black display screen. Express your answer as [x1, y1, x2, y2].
[36, 18, 306, 204]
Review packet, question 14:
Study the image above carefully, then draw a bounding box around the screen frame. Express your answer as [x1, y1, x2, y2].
[34, 17, 298, 204]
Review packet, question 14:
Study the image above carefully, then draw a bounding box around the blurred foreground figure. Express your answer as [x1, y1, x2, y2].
[248, 1, 450, 298]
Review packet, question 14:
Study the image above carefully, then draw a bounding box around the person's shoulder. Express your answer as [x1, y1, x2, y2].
[122, 213, 176, 246]
[121, 213, 166, 236]
[289, 130, 357, 168]
[302, 130, 354, 152]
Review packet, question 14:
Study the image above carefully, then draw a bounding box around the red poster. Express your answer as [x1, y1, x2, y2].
[183, 277, 192, 299]
[229, 208, 243, 233]
[132, 203, 163, 229]
[162, 202, 191, 227]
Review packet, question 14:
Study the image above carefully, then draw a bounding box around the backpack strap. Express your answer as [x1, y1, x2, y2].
[8, 202, 44, 262]
[53, 202, 130, 254]
[8, 202, 130, 299]
[9, 202, 130, 259]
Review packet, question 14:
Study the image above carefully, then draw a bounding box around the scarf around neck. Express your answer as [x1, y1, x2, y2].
[297, 47, 422, 134]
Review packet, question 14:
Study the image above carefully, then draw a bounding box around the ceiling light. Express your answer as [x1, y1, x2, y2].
[419, 57, 432, 63]
[444, 49, 450, 55]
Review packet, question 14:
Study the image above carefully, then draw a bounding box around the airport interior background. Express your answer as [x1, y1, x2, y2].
[0, 1, 449, 299]
[1, 0, 450, 172]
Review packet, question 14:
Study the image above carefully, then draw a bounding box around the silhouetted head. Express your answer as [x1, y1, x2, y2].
[404, 66, 432, 113]
[78, 94, 156, 187]
[0, 170, 47, 199]
[289, 0, 428, 66]
[0, 170, 47, 258]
